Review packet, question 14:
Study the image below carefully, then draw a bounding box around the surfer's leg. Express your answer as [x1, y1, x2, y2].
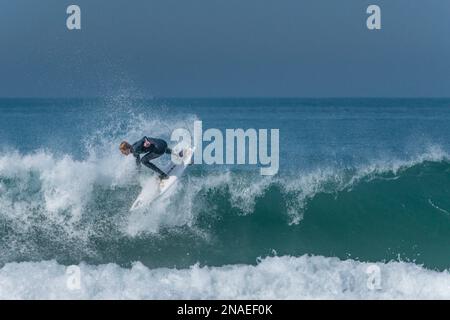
[154, 138, 183, 158]
[151, 139, 182, 159]
[140, 152, 168, 179]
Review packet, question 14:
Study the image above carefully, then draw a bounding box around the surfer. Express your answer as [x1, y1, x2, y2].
[119, 137, 182, 180]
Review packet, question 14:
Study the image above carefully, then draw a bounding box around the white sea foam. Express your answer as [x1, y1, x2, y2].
[0, 151, 135, 231]
[0, 255, 449, 299]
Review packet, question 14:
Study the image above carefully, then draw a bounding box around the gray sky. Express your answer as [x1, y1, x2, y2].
[0, 0, 449, 97]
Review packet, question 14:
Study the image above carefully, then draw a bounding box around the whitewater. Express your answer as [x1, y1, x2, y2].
[2, 256, 450, 299]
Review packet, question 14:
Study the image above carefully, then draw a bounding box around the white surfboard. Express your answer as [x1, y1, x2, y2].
[130, 146, 194, 211]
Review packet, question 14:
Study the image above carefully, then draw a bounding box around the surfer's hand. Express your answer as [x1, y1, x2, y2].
[144, 139, 151, 148]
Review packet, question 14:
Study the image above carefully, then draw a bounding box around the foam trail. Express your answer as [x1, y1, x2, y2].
[1, 255, 450, 299]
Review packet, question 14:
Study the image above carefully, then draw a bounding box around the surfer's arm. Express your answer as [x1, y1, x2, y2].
[133, 136, 153, 149]
[143, 136, 151, 148]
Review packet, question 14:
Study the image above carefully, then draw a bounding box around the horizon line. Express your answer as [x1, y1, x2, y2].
[1, 96, 450, 100]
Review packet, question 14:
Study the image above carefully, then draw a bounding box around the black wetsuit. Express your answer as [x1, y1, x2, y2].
[132, 136, 172, 177]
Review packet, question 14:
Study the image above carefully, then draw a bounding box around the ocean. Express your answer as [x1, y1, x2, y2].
[1, 97, 450, 299]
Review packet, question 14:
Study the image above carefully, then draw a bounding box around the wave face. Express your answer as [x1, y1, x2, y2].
[1, 255, 450, 299]
[2, 149, 450, 270]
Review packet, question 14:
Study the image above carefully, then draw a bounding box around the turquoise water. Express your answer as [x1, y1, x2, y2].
[1, 98, 450, 271]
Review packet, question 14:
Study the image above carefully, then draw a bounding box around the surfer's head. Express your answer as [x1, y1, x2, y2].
[119, 141, 132, 155]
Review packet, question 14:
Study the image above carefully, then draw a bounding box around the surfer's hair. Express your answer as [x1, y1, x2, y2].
[119, 141, 132, 152]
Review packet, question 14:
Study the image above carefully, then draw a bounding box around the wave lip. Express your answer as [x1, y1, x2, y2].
[1, 255, 450, 299]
